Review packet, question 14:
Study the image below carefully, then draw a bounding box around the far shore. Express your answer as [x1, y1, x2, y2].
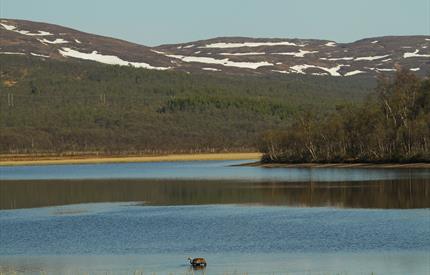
[0, 152, 262, 166]
[1, 153, 429, 168]
[242, 161, 430, 169]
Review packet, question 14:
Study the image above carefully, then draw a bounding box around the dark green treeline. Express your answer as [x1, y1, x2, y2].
[0, 55, 374, 154]
[260, 69, 430, 163]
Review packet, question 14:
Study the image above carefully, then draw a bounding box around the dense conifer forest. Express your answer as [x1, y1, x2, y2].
[260, 69, 430, 163]
[1, 55, 376, 155]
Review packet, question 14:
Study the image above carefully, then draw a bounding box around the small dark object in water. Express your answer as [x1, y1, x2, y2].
[188, 257, 207, 267]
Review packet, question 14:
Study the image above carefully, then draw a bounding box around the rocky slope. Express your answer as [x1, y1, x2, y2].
[1, 18, 429, 77]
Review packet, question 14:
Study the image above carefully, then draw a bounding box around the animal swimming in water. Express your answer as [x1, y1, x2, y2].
[188, 257, 207, 267]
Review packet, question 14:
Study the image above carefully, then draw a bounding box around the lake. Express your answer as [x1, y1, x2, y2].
[0, 160, 429, 274]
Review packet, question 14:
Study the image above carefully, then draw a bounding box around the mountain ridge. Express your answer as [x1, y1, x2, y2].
[1, 18, 429, 77]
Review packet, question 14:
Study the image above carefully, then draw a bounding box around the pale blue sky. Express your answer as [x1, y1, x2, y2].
[1, 0, 429, 46]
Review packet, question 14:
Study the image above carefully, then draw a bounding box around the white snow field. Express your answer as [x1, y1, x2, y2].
[219, 52, 266, 56]
[202, 67, 221, 72]
[202, 41, 305, 48]
[274, 67, 366, 77]
[166, 54, 273, 69]
[403, 50, 430, 58]
[58, 48, 171, 70]
[355, 55, 390, 61]
[0, 23, 52, 36]
[344, 70, 365, 76]
[324, 42, 336, 47]
[289, 64, 348, 76]
[272, 70, 290, 74]
[38, 38, 69, 44]
[30, 52, 50, 58]
[272, 50, 318, 57]
[320, 57, 354, 61]
[0, 51, 26, 55]
[376, 68, 396, 72]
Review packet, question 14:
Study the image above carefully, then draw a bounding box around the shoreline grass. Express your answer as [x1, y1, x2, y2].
[1, 152, 428, 168]
[0, 152, 262, 166]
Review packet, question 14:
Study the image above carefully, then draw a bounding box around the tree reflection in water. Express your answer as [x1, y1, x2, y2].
[1, 178, 429, 210]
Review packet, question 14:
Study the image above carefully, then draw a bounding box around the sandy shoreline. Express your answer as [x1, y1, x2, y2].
[1, 153, 428, 168]
[0, 152, 262, 166]
[242, 161, 430, 169]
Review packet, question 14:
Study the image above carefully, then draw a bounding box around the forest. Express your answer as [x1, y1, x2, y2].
[260, 69, 430, 163]
[0, 55, 375, 155]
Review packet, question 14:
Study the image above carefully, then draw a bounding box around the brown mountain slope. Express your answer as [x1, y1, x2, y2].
[1, 18, 429, 77]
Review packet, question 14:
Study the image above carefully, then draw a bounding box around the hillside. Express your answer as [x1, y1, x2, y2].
[1, 18, 429, 77]
[0, 55, 375, 154]
[1, 18, 426, 154]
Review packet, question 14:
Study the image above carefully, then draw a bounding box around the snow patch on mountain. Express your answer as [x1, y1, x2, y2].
[202, 67, 221, 72]
[366, 67, 396, 72]
[58, 48, 171, 70]
[0, 23, 53, 36]
[344, 70, 365, 76]
[290, 64, 348, 76]
[320, 57, 354, 61]
[202, 41, 304, 48]
[166, 54, 273, 69]
[38, 38, 69, 44]
[219, 52, 266, 56]
[0, 51, 25, 55]
[0, 23, 15, 30]
[355, 55, 390, 61]
[30, 52, 50, 58]
[376, 68, 396, 72]
[324, 42, 336, 47]
[273, 49, 318, 57]
[272, 70, 290, 74]
[150, 49, 166, 55]
[403, 50, 430, 58]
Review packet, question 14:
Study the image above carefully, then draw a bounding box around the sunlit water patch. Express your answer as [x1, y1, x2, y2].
[1, 160, 429, 274]
[1, 160, 429, 181]
[0, 203, 429, 274]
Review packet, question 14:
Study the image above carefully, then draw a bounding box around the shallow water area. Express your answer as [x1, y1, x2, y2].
[0, 160, 429, 274]
[1, 159, 430, 181]
[1, 251, 429, 275]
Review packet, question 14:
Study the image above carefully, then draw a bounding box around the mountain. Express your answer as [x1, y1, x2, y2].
[0, 18, 173, 70]
[0, 18, 428, 154]
[1, 18, 429, 77]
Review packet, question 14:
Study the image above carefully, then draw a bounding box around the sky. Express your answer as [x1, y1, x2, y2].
[0, 0, 429, 46]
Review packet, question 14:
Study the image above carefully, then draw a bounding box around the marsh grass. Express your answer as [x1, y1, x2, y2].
[0, 152, 262, 166]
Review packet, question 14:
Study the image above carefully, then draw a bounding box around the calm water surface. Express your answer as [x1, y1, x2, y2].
[1, 160, 430, 181]
[0, 160, 429, 274]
